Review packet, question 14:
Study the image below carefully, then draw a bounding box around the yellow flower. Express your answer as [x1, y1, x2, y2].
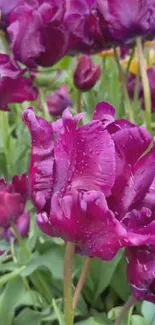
[121, 47, 155, 75]
[97, 48, 120, 57]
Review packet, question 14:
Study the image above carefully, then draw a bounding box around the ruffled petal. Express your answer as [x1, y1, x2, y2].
[23, 107, 54, 213]
[0, 77, 38, 110]
[53, 109, 116, 196]
[108, 127, 153, 215]
[93, 101, 115, 127]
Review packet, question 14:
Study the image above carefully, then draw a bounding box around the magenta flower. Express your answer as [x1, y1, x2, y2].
[74, 55, 100, 91]
[0, 54, 38, 110]
[127, 246, 155, 302]
[96, 0, 155, 45]
[23, 102, 155, 261]
[0, 175, 28, 228]
[5, 211, 30, 240]
[64, 0, 105, 55]
[0, 0, 22, 27]
[46, 85, 72, 116]
[127, 67, 155, 112]
[7, 0, 69, 68]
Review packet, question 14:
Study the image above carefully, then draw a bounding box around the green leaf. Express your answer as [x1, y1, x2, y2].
[84, 250, 123, 304]
[22, 247, 64, 279]
[131, 315, 148, 325]
[141, 301, 155, 324]
[76, 317, 107, 325]
[110, 255, 131, 301]
[0, 277, 43, 325]
[13, 309, 43, 325]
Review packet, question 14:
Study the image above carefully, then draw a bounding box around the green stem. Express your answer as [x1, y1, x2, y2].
[72, 257, 91, 312]
[39, 88, 50, 121]
[114, 296, 136, 325]
[125, 47, 135, 79]
[136, 37, 152, 132]
[64, 242, 75, 325]
[0, 266, 25, 286]
[10, 223, 30, 257]
[0, 111, 11, 176]
[77, 90, 82, 114]
[113, 48, 134, 122]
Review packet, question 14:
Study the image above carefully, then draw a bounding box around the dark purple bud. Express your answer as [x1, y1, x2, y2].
[0, 175, 28, 228]
[73, 55, 100, 91]
[47, 85, 72, 116]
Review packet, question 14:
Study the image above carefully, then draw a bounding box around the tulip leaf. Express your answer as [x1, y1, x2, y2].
[22, 248, 64, 279]
[141, 301, 155, 324]
[83, 250, 123, 304]
[131, 315, 148, 325]
[110, 255, 131, 301]
[75, 317, 106, 325]
[0, 277, 43, 325]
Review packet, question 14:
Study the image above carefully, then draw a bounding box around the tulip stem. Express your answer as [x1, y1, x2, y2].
[10, 223, 30, 257]
[113, 47, 134, 122]
[39, 88, 50, 121]
[64, 242, 75, 325]
[114, 296, 136, 325]
[73, 257, 91, 311]
[136, 37, 152, 132]
[77, 90, 82, 114]
[10, 238, 17, 263]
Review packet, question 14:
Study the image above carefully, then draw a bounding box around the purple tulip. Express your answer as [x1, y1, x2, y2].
[23, 102, 155, 261]
[74, 55, 100, 91]
[127, 246, 155, 303]
[96, 0, 155, 45]
[0, 0, 22, 27]
[127, 67, 155, 112]
[64, 0, 105, 54]
[7, 0, 69, 68]
[0, 175, 28, 228]
[5, 211, 30, 240]
[46, 85, 72, 116]
[0, 54, 38, 110]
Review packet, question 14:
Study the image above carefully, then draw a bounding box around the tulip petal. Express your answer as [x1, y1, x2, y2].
[23, 108, 54, 212]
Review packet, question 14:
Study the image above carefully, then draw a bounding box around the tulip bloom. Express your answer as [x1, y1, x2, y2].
[64, 0, 105, 54]
[23, 102, 155, 261]
[96, 0, 155, 45]
[127, 246, 155, 303]
[74, 55, 100, 91]
[0, 54, 38, 110]
[7, 0, 69, 67]
[47, 85, 72, 116]
[0, 175, 28, 228]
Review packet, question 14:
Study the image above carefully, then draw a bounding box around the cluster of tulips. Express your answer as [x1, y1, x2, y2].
[1, 1, 155, 325]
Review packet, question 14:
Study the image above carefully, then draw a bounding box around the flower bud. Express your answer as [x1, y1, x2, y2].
[73, 55, 100, 91]
[47, 85, 72, 116]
